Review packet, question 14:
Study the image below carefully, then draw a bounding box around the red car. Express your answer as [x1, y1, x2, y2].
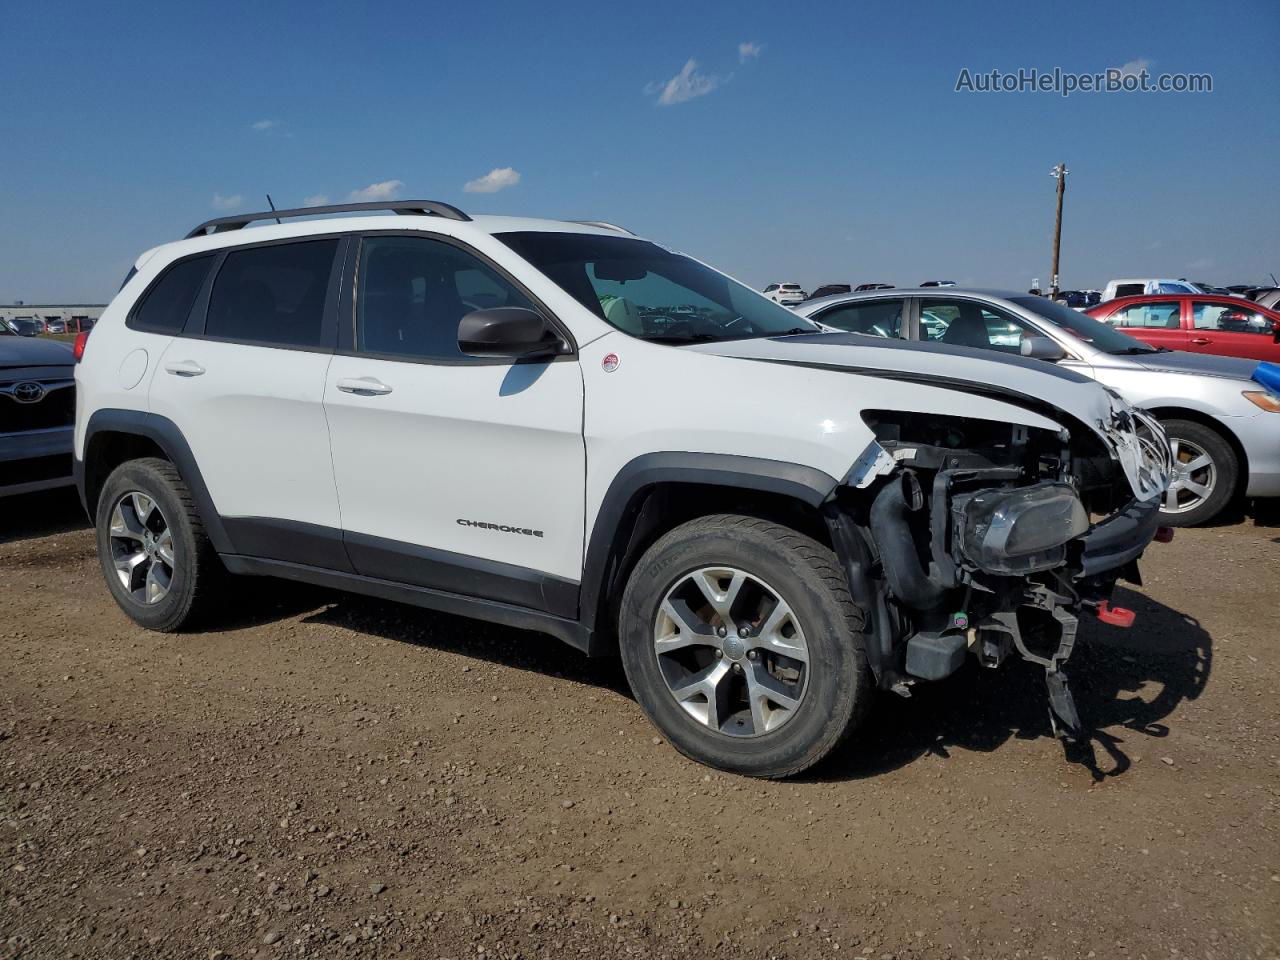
[1086, 294, 1280, 363]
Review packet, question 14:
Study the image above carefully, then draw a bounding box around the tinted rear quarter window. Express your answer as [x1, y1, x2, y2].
[206, 240, 338, 347]
[130, 255, 215, 332]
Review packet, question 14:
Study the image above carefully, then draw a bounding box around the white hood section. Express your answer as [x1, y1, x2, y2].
[688, 334, 1168, 502]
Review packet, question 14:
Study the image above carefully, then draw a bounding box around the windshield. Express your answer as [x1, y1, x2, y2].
[497, 232, 818, 343]
[1011, 296, 1159, 355]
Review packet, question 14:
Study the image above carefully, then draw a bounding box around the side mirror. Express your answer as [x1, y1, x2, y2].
[1020, 335, 1067, 361]
[458, 307, 563, 359]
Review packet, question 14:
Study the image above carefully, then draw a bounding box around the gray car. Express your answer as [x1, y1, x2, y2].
[796, 288, 1280, 525]
[0, 323, 76, 497]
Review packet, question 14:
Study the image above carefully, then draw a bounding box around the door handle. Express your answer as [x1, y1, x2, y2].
[163, 360, 206, 377]
[336, 376, 393, 396]
[1190, 337, 1211, 345]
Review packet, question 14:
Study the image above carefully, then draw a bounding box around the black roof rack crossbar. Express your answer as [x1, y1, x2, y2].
[185, 200, 471, 239]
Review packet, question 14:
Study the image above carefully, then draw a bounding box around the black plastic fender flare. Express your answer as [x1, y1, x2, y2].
[578, 452, 840, 636]
[78, 408, 234, 554]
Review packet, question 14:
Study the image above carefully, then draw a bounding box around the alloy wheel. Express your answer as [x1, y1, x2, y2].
[653, 567, 810, 737]
[1164, 437, 1217, 514]
[108, 491, 176, 605]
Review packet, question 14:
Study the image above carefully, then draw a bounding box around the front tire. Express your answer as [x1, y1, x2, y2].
[618, 514, 872, 778]
[1158, 419, 1238, 526]
[95, 457, 225, 631]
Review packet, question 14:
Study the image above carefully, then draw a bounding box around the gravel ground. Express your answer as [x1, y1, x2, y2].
[1, 489, 1277, 960]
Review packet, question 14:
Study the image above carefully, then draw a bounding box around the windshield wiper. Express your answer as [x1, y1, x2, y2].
[1111, 345, 1164, 355]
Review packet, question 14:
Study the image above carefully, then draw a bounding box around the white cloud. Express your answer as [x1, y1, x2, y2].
[652, 59, 723, 106]
[211, 192, 243, 210]
[463, 167, 522, 194]
[347, 180, 404, 202]
[302, 194, 329, 207]
[1111, 58, 1152, 78]
[738, 41, 762, 63]
[251, 119, 278, 131]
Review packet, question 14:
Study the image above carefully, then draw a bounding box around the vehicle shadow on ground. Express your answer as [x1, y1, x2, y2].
[178, 575, 1211, 783]
[0, 488, 89, 544]
[299, 594, 632, 695]
[815, 586, 1212, 783]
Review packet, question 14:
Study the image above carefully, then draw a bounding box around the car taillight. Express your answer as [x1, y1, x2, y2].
[73, 330, 90, 362]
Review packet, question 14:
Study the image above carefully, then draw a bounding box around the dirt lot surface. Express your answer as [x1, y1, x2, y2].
[2, 490, 1277, 960]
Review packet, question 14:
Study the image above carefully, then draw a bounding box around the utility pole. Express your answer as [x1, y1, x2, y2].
[1049, 163, 1068, 296]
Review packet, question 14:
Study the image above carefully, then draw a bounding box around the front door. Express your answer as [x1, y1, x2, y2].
[323, 233, 586, 616]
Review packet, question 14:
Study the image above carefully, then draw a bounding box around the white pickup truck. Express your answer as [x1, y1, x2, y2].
[1101, 278, 1202, 301]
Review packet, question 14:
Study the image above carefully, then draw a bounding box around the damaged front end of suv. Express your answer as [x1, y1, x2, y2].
[822, 394, 1172, 741]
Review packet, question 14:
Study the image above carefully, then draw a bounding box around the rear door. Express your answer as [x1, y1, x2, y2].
[322, 232, 585, 615]
[808, 298, 907, 339]
[1101, 299, 1189, 351]
[1188, 299, 1280, 362]
[149, 237, 350, 569]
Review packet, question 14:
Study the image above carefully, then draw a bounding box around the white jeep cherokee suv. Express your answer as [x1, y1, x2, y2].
[75, 200, 1172, 777]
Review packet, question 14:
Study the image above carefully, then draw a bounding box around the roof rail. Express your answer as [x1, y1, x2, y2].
[185, 200, 471, 239]
[567, 220, 634, 235]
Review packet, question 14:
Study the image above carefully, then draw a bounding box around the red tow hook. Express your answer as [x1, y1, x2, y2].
[1154, 525, 1175, 543]
[1096, 602, 1136, 628]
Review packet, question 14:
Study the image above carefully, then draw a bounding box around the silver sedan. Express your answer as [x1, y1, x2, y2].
[795, 288, 1280, 526]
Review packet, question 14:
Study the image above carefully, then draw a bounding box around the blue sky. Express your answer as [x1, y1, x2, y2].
[2, 0, 1277, 302]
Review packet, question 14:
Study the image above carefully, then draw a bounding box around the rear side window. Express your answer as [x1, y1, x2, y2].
[815, 299, 904, 338]
[130, 255, 214, 333]
[206, 240, 338, 348]
[1110, 301, 1181, 329]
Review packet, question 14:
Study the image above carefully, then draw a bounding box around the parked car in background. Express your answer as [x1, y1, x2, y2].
[1053, 290, 1089, 309]
[1, 330, 77, 497]
[763, 283, 807, 305]
[1249, 288, 1280, 311]
[854, 283, 894, 292]
[795, 288, 1280, 525]
[806, 284, 852, 300]
[919, 280, 956, 287]
[1101, 278, 1202, 301]
[1087, 294, 1280, 363]
[12, 318, 42, 337]
[1193, 282, 1233, 296]
[44, 319, 68, 335]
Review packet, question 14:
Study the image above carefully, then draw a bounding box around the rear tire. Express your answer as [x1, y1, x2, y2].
[618, 514, 872, 778]
[95, 457, 226, 631]
[1158, 419, 1237, 526]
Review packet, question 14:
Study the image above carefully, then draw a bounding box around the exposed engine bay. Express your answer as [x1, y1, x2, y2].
[823, 407, 1172, 743]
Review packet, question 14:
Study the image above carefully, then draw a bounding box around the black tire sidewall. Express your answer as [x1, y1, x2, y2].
[95, 461, 202, 631]
[1160, 419, 1238, 526]
[619, 518, 867, 777]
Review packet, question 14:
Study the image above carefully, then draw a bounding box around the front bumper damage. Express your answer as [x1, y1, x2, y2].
[824, 446, 1170, 746]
